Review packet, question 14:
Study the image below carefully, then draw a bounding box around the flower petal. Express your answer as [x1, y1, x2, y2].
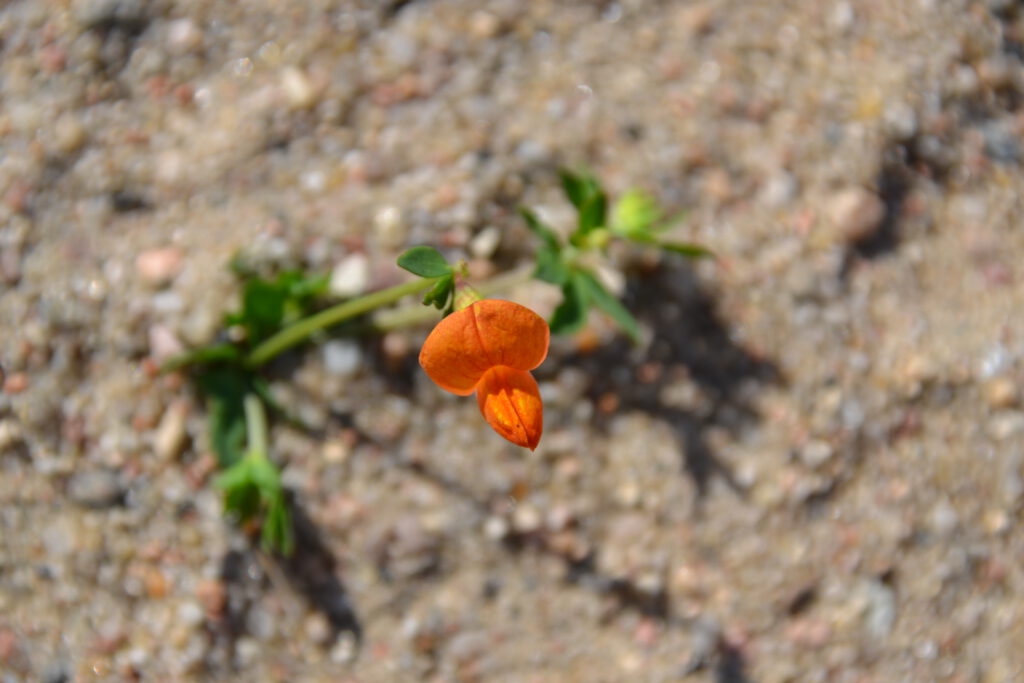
[465, 299, 549, 371]
[476, 366, 543, 450]
[418, 299, 550, 396]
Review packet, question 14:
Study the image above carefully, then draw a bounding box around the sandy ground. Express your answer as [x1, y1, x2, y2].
[2, 0, 1024, 681]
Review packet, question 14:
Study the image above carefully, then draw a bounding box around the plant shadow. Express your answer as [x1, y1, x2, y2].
[555, 257, 780, 502]
[210, 495, 361, 670]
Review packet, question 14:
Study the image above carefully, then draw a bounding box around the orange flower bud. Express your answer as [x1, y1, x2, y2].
[419, 299, 549, 450]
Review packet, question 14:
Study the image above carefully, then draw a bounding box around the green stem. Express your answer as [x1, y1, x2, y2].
[370, 265, 536, 332]
[246, 276, 439, 367]
[244, 393, 268, 456]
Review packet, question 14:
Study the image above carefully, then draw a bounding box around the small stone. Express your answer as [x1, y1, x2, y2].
[68, 469, 124, 508]
[195, 579, 226, 618]
[799, 439, 834, 468]
[3, 372, 29, 394]
[53, 114, 87, 154]
[178, 601, 204, 627]
[512, 503, 542, 534]
[982, 508, 1010, 535]
[483, 515, 509, 541]
[759, 171, 798, 207]
[322, 340, 363, 377]
[373, 206, 407, 248]
[983, 377, 1018, 409]
[166, 19, 202, 54]
[303, 612, 332, 645]
[328, 254, 370, 298]
[863, 579, 896, 639]
[825, 187, 886, 244]
[883, 101, 917, 141]
[469, 226, 502, 259]
[148, 324, 184, 362]
[136, 247, 184, 287]
[928, 499, 958, 537]
[154, 399, 190, 461]
[281, 67, 318, 110]
[0, 420, 24, 451]
[987, 410, 1024, 440]
[468, 11, 501, 39]
[786, 617, 832, 649]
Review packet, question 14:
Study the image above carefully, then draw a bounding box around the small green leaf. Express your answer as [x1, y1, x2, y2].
[576, 192, 607, 237]
[519, 207, 561, 249]
[611, 189, 661, 238]
[421, 273, 454, 310]
[559, 169, 601, 210]
[241, 279, 288, 342]
[534, 246, 570, 285]
[198, 367, 251, 467]
[549, 275, 589, 336]
[261, 495, 294, 556]
[658, 242, 715, 259]
[397, 246, 453, 278]
[574, 270, 641, 344]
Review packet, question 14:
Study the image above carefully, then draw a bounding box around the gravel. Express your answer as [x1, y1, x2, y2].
[3, 0, 1024, 681]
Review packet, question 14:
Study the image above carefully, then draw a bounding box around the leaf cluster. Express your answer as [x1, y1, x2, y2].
[397, 245, 457, 315]
[167, 265, 333, 555]
[521, 169, 711, 343]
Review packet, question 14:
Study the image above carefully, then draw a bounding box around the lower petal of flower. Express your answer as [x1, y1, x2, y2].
[475, 365, 543, 450]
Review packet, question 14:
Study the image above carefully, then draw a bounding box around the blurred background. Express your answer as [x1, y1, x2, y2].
[2, 1, 1024, 680]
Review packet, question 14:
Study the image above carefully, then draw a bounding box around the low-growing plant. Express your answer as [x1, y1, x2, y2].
[165, 170, 709, 554]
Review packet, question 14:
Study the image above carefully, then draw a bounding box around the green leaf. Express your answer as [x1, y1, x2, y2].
[397, 246, 453, 278]
[574, 270, 641, 344]
[261, 495, 294, 556]
[549, 275, 589, 336]
[611, 189, 661, 238]
[519, 207, 561, 249]
[576, 192, 607, 237]
[658, 242, 715, 259]
[422, 273, 455, 310]
[559, 169, 601, 210]
[241, 279, 288, 343]
[198, 366, 251, 467]
[534, 245, 570, 285]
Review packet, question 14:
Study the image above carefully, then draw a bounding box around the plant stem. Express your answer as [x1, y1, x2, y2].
[370, 265, 536, 332]
[246, 276, 439, 367]
[244, 393, 268, 457]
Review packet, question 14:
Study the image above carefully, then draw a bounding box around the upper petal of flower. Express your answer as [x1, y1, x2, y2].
[464, 299, 549, 371]
[419, 299, 549, 396]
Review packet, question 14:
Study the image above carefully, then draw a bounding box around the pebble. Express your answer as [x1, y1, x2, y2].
[303, 612, 332, 645]
[863, 579, 896, 639]
[512, 503, 542, 534]
[322, 339, 363, 378]
[825, 187, 886, 245]
[136, 248, 184, 288]
[281, 67, 319, 110]
[469, 226, 502, 259]
[983, 377, 1018, 409]
[148, 324, 184, 362]
[883, 101, 918, 141]
[799, 439, 834, 468]
[987, 410, 1024, 440]
[68, 469, 124, 508]
[53, 114, 88, 155]
[328, 253, 370, 298]
[154, 399, 190, 461]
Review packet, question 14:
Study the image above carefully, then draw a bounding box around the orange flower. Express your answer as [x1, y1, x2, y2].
[419, 299, 549, 450]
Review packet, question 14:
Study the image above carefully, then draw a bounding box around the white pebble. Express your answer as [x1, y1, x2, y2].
[328, 253, 370, 298]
